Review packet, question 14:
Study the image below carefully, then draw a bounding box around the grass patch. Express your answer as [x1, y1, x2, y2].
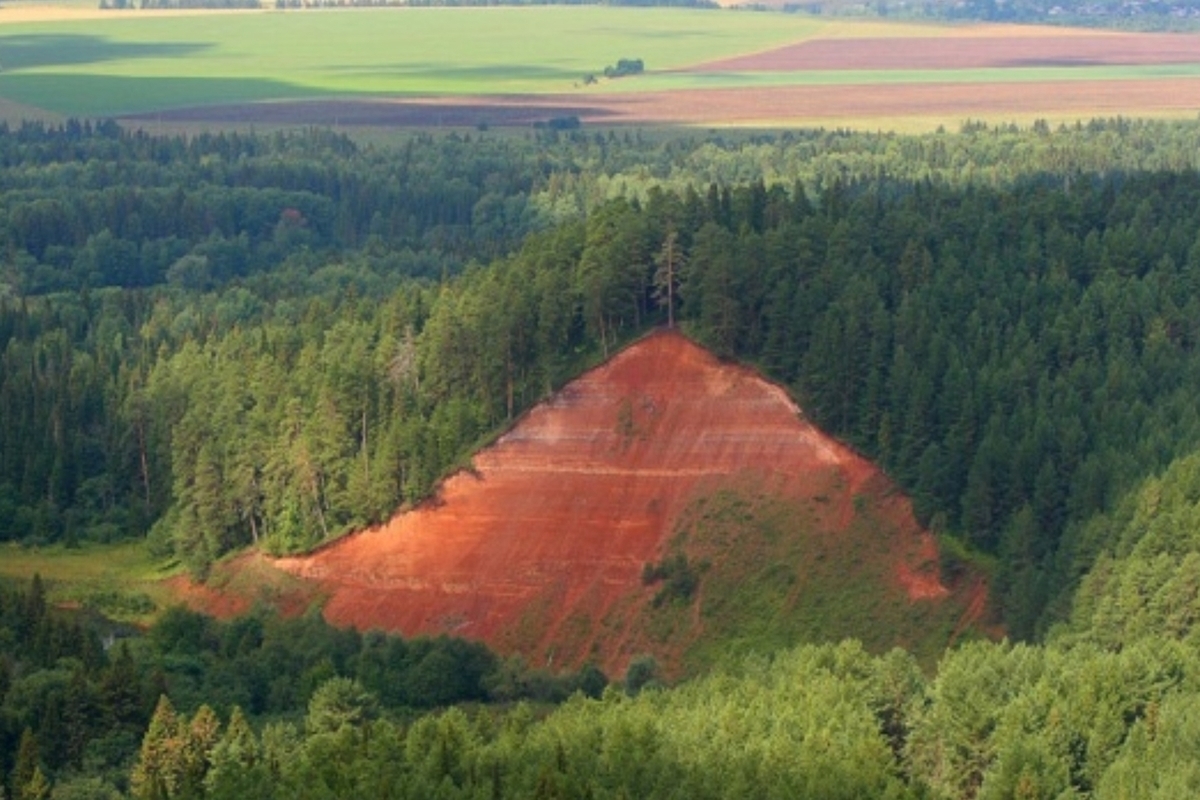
[0, 540, 179, 623]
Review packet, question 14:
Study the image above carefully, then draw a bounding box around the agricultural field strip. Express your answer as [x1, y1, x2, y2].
[12, 66, 1200, 119]
[622, 64, 1200, 92]
[2, 9, 1198, 117]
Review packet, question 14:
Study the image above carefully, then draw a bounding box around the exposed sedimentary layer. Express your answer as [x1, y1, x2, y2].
[274, 330, 973, 672]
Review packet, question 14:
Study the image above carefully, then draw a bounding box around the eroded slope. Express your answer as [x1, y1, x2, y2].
[274, 331, 983, 674]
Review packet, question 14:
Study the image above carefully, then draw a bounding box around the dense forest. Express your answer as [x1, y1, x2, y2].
[6, 117, 1200, 795]
[0, 574, 608, 799]
[7, 118, 1200, 626]
[881, 0, 1200, 28]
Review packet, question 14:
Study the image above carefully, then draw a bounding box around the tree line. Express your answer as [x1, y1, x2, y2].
[118, 633, 1200, 799]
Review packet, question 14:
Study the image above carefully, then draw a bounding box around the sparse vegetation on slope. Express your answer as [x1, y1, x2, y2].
[638, 483, 972, 673]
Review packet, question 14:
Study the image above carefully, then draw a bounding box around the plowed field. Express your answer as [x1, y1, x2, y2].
[696, 31, 1200, 71]
[133, 76, 1200, 131]
[271, 331, 984, 675]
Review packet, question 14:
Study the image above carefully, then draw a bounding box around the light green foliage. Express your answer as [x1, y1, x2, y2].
[11, 729, 40, 800]
[19, 769, 49, 800]
[908, 641, 1047, 799]
[489, 641, 914, 799]
[111, 626, 1200, 799]
[1095, 693, 1200, 799]
[203, 707, 265, 799]
[46, 776, 123, 800]
[908, 637, 1199, 799]
[130, 696, 221, 800]
[1060, 449, 1200, 650]
[305, 677, 378, 736]
[403, 707, 481, 792]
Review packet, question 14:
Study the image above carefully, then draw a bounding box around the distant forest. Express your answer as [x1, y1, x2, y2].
[102, 0, 719, 10]
[7, 117, 1200, 796]
[97, 0, 1200, 25]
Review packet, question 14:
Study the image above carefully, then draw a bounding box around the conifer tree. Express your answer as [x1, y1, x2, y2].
[652, 230, 684, 329]
[19, 769, 49, 800]
[10, 729, 38, 800]
[131, 695, 183, 800]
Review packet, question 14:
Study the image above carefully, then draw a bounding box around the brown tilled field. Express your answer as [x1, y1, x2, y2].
[128, 76, 1200, 131]
[695, 31, 1200, 72]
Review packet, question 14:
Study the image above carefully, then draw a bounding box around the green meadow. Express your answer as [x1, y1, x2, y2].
[0, 541, 180, 623]
[0, 7, 823, 115]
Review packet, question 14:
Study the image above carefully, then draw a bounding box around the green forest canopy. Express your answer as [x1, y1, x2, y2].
[6, 118, 1200, 635]
[4, 116, 1200, 795]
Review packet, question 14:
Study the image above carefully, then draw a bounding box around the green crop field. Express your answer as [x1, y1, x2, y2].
[628, 63, 1200, 92]
[0, 7, 823, 116]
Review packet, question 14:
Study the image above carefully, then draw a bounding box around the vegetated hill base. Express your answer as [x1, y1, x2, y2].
[165, 551, 323, 620]
[638, 478, 975, 674]
[190, 332, 986, 677]
[522, 474, 984, 676]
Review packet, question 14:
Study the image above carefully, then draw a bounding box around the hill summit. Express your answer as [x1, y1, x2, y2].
[274, 331, 986, 675]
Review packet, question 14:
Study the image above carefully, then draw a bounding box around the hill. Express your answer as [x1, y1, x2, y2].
[264, 330, 986, 676]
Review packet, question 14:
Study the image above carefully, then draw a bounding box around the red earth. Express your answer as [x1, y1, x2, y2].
[262, 331, 986, 675]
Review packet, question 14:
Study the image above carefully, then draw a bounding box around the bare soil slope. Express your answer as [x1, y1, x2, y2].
[271, 331, 983, 675]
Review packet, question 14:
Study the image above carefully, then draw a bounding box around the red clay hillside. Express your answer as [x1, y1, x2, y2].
[261, 330, 987, 676]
